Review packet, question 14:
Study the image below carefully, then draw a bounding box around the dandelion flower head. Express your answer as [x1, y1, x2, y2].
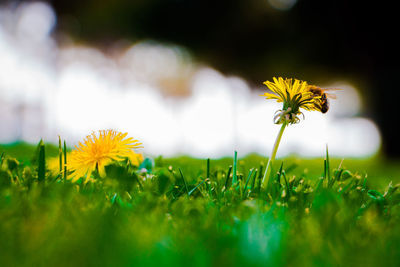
[263, 77, 322, 124]
[68, 130, 142, 183]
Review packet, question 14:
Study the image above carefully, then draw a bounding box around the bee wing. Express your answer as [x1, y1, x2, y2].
[322, 88, 342, 91]
[325, 93, 337, 99]
[322, 88, 342, 99]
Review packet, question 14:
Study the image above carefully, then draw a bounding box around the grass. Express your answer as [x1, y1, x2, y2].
[1, 142, 400, 266]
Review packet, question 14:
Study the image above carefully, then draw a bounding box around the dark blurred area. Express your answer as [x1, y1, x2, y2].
[6, 0, 400, 156]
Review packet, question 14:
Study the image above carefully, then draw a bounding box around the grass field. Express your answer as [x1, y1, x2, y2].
[1, 141, 400, 266]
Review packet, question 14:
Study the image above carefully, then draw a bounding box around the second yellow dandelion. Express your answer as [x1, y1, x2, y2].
[67, 130, 143, 183]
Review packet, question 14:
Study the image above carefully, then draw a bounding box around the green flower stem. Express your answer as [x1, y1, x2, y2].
[262, 121, 287, 188]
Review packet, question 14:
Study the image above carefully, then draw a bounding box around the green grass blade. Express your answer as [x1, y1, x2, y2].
[266, 162, 277, 193]
[206, 158, 210, 179]
[325, 144, 331, 186]
[282, 171, 290, 198]
[315, 177, 324, 193]
[224, 165, 232, 191]
[0, 152, 4, 166]
[232, 151, 238, 185]
[179, 168, 189, 196]
[334, 159, 344, 183]
[271, 162, 284, 198]
[243, 168, 254, 192]
[334, 169, 343, 183]
[362, 177, 367, 192]
[38, 139, 45, 182]
[339, 179, 354, 195]
[276, 162, 283, 184]
[257, 164, 263, 195]
[250, 168, 258, 190]
[134, 172, 143, 190]
[58, 136, 63, 173]
[189, 179, 206, 196]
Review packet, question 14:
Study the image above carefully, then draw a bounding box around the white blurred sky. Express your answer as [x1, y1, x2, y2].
[0, 2, 381, 158]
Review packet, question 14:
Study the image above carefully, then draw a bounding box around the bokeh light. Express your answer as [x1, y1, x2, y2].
[0, 2, 381, 158]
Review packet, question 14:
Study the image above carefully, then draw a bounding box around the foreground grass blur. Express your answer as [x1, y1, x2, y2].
[0, 142, 400, 266]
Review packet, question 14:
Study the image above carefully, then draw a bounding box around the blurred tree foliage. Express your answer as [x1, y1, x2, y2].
[47, 0, 400, 156]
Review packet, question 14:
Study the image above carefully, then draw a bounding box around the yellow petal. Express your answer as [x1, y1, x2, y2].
[98, 163, 106, 178]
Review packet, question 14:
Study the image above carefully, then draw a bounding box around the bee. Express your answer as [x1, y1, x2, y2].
[308, 85, 340, 113]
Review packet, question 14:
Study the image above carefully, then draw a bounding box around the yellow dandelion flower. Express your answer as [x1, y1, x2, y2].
[68, 130, 142, 183]
[261, 77, 338, 188]
[263, 77, 321, 124]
